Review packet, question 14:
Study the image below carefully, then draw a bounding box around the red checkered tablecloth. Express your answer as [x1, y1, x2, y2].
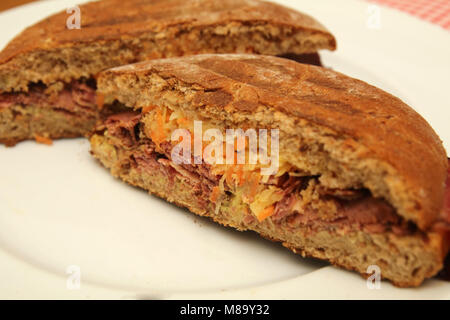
[367, 0, 450, 29]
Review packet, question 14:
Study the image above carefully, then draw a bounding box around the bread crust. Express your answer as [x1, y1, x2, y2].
[98, 54, 448, 231]
[0, 0, 335, 63]
[0, 0, 335, 92]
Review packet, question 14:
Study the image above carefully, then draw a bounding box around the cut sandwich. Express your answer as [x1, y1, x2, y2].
[0, 0, 336, 146]
[90, 54, 449, 287]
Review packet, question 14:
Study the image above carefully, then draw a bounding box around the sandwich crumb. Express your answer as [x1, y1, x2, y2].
[34, 134, 53, 145]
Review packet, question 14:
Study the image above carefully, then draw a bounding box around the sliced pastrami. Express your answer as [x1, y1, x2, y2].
[71, 82, 97, 109]
[103, 111, 413, 235]
[104, 112, 141, 148]
[0, 80, 97, 114]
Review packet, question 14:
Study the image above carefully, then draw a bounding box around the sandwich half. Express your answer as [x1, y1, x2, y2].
[0, 0, 336, 146]
[90, 54, 449, 287]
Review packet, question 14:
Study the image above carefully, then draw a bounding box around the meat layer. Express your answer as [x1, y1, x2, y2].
[98, 111, 418, 236]
[0, 80, 96, 113]
[0, 80, 98, 145]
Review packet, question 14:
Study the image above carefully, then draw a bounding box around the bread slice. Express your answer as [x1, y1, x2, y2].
[90, 54, 449, 287]
[0, 0, 335, 145]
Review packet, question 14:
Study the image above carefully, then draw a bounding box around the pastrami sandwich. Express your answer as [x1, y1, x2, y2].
[90, 54, 449, 287]
[0, 0, 336, 146]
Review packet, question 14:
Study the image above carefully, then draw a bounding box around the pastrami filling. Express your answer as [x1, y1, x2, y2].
[0, 80, 97, 116]
[99, 111, 432, 236]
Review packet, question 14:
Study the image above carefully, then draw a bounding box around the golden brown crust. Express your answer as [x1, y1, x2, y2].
[99, 54, 448, 231]
[0, 0, 335, 65]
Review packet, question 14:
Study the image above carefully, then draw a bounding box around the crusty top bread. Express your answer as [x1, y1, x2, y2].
[0, 0, 336, 92]
[97, 54, 448, 232]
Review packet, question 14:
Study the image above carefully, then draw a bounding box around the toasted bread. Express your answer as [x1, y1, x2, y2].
[0, 0, 335, 145]
[90, 54, 449, 287]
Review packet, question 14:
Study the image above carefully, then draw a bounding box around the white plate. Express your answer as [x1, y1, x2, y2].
[0, 0, 449, 300]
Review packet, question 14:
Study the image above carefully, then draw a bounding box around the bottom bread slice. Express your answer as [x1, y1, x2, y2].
[0, 104, 97, 146]
[90, 131, 444, 288]
[0, 81, 99, 146]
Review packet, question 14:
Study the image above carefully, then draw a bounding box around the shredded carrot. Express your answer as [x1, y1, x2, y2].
[34, 135, 53, 146]
[190, 131, 195, 149]
[236, 164, 245, 186]
[149, 128, 159, 146]
[142, 105, 157, 114]
[225, 166, 234, 186]
[176, 117, 190, 126]
[210, 186, 221, 203]
[156, 108, 165, 135]
[256, 205, 275, 222]
[96, 93, 104, 110]
[165, 109, 172, 122]
[247, 173, 260, 201]
[239, 171, 247, 187]
[149, 108, 167, 145]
